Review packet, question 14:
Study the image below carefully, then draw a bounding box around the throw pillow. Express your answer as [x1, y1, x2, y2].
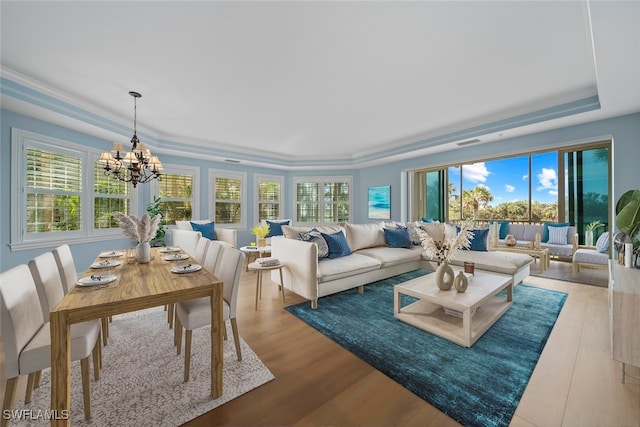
[543, 222, 569, 242]
[321, 230, 352, 259]
[266, 219, 290, 237]
[547, 226, 569, 245]
[190, 221, 216, 240]
[596, 232, 610, 253]
[383, 227, 412, 248]
[467, 228, 489, 252]
[498, 221, 510, 239]
[399, 224, 422, 245]
[298, 228, 329, 258]
[421, 217, 435, 223]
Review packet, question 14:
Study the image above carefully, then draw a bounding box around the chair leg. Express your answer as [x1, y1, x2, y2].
[92, 340, 100, 381]
[168, 303, 175, 329]
[81, 357, 92, 420]
[174, 315, 183, 355]
[2, 377, 18, 427]
[33, 370, 42, 388]
[184, 330, 192, 382]
[101, 317, 109, 345]
[223, 326, 228, 341]
[25, 372, 36, 404]
[231, 318, 242, 361]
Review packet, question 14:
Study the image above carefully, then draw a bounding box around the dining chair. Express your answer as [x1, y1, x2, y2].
[28, 252, 102, 380]
[193, 236, 211, 263]
[53, 244, 110, 345]
[0, 264, 100, 423]
[174, 246, 245, 382]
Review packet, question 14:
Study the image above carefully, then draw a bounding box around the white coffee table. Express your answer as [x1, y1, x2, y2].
[394, 268, 513, 347]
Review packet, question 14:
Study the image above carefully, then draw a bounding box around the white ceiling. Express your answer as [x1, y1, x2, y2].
[1, 1, 639, 169]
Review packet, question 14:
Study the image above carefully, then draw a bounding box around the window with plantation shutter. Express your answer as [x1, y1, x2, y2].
[294, 176, 352, 224]
[209, 169, 246, 229]
[255, 174, 284, 222]
[151, 164, 199, 225]
[94, 160, 131, 229]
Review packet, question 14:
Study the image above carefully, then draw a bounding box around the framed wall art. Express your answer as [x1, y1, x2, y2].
[368, 185, 391, 220]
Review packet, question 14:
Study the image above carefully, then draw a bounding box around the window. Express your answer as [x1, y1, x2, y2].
[12, 128, 136, 250]
[294, 176, 352, 224]
[152, 164, 199, 225]
[209, 169, 246, 228]
[255, 174, 284, 222]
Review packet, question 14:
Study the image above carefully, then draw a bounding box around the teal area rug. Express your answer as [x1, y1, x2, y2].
[285, 269, 567, 427]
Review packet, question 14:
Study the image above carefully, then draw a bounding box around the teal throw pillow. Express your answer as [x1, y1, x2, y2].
[498, 221, 510, 239]
[383, 227, 412, 248]
[467, 228, 489, 252]
[321, 230, 352, 259]
[266, 219, 290, 237]
[421, 217, 435, 223]
[543, 222, 570, 243]
[190, 221, 216, 240]
[298, 228, 329, 258]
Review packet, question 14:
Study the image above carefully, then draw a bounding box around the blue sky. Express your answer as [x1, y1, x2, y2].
[449, 152, 559, 205]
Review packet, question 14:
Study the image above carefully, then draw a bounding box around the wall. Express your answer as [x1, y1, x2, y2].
[2, 109, 638, 272]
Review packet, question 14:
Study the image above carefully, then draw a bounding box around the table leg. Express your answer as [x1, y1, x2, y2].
[210, 285, 223, 399]
[463, 309, 471, 347]
[254, 271, 261, 310]
[279, 268, 286, 303]
[50, 311, 71, 426]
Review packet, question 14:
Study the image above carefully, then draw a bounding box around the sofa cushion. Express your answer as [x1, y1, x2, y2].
[508, 224, 526, 241]
[543, 222, 569, 242]
[523, 225, 543, 242]
[317, 254, 381, 283]
[446, 251, 533, 276]
[548, 225, 569, 245]
[298, 228, 329, 258]
[322, 230, 353, 259]
[596, 232, 610, 253]
[344, 223, 386, 251]
[573, 248, 609, 265]
[419, 222, 445, 243]
[281, 224, 344, 240]
[190, 221, 217, 240]
[266, 219, 291, 237]
[357, 246, 422, 268]
[540, 242, 574, 258]
[383, 227, 412, 248]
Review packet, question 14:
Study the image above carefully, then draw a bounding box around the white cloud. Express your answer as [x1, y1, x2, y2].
[549, 190, 558, 196]
[477, 183, 490, 191]
[536, 168, 558, 192]
[505, 184, 515, 193]
[522, 174, 528, 181]
[462, 163, 490, 183]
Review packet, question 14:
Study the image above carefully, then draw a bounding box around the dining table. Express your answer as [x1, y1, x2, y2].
[49, 246, 224, 426]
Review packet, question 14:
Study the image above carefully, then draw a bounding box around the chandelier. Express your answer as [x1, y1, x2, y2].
[99, 91, 163, 188]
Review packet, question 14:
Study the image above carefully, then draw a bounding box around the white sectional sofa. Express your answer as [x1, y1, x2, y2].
[170, 220, 237, 256]
[272, 222, 533, 309]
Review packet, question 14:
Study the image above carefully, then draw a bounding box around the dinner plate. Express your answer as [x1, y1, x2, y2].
[163, 254, 189, 261]
[77, 274, 117, 286]
[171, 264, 202, 274]
[99, 251, 124, 258]
[159, 247, 180, 253]
[90, 260, 122, 269]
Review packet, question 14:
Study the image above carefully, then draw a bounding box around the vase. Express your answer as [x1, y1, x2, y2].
[435, 260, 454, 291]
[454, 271, 468, 293]
[585, 230, 594, 247]
[136, 241, 151, 263]
[257, 237, 266, 248]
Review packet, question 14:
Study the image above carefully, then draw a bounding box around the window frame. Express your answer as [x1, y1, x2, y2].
[150, 163, 200, 226]
[293, 175, 353, 225]
[254, 173, 285, 224]
[11, 128, 138, 251]
[208, 168, 247, 229]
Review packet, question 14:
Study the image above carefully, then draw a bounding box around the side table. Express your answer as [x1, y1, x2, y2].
[248, 261, 286, 310]
[240, 245, 271, 271]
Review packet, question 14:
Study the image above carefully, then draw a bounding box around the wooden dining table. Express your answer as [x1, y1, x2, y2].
[49, 247, 224, 426]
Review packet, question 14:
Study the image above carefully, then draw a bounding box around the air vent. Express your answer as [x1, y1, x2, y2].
[224, 159, 241, 163]
[456, 138, 481, 147]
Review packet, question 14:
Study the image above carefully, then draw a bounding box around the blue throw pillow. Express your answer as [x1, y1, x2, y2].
[421, 217, 435, 223]
[467, 228, 489, 251]
[321, 230, 352, 259]
[543, 222, 570, 243]
[498, 221, 510, 239]
[383, 227, 412, 248]
[266, 219, 290, 237]
[190, 221, 216, 240]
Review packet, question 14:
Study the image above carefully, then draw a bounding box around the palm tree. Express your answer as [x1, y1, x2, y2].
[462, 185, 493, 219]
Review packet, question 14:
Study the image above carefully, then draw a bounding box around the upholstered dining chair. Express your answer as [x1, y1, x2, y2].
[174, 246, 245, 382]
[193, 236, 211, 263]
[28, 252, 102, 380]
[53, 244, 110, 345]
[0, 264, 100, 423]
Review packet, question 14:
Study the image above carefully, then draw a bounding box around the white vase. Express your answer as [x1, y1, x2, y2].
[585, 230, 594, 247]
[136, 241, 151, 263]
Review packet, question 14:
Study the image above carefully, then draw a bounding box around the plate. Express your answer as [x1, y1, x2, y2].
[90, 260, 122, 269]
[77, 274, 117, 286]
[163, 254, 189, 261]
[171, 264, 202, 274]
[99, 251, 124, 258]
[159, 247, 180, 253]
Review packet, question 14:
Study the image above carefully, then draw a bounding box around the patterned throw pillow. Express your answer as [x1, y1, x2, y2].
[383, 227, 412, 248]
[467, 228, 489, 251]
[298, 228, 329, 258]
[596, 232, 610, 253]
[547, 226, 569, 245]
[395, 224, 422, 245]
[321, 230, 353, 259]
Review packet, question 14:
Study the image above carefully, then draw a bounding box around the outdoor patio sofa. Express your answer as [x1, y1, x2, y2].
[489, 222, 578, 259]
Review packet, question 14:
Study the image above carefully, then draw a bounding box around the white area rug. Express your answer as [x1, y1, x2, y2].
[14, 307, 274, 426]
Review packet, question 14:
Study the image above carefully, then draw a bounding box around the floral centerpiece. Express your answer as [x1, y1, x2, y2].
[250, 223, 270, 247]
[115, 212, 162, 262]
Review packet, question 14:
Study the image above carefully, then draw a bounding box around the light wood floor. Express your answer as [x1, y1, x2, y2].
[1, 267, 638, 426]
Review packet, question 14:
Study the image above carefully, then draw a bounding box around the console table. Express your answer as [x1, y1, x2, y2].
[608, 261, 640, 383]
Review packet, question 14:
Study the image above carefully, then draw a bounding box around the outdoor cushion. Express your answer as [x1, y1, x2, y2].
[317, 254, 381, 283]
[573, 248, 609, 265]
[596, 232, 610, 253]
[548, 226, 569, 245]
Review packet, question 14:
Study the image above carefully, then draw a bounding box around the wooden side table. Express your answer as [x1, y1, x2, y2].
[240, 246, 271, 271]
[248, 261, 285, 310]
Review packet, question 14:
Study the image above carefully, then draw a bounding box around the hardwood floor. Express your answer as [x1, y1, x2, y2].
[1, 267, 638, 426]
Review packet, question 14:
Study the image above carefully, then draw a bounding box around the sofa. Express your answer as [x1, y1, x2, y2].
[489, 222, 578, 259]
[271, 221, 533, 309]
[170, 220, 237, 256]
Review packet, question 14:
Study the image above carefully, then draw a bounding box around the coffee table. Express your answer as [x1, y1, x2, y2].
[394, 269, 513, 347]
